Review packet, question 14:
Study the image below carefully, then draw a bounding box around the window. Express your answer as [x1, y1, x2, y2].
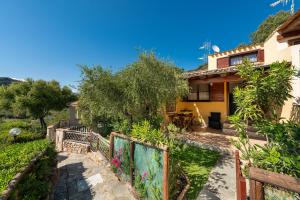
[230, 52, 258, 66]
[187, 83, 210, 101]
[198, 84, 210, 100]
[187, 84, 198, 101]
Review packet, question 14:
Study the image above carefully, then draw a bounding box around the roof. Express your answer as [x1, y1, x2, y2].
[278, 9, 300, 33]
[208, 43, 264, 57]
[182, 64, 268, 79]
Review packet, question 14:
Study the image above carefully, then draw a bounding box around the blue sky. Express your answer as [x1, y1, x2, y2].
[0, 0, 298, 88]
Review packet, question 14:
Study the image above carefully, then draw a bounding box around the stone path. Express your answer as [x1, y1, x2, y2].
[53, 152, 135, 200]
[197, 153, 236, 200]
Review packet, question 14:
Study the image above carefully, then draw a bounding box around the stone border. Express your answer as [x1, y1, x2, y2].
[0, 150, 47, 200]
[178, 137, 233, 155]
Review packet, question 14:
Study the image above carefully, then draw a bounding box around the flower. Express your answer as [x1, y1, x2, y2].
[112, 157, 121, 168]
[141, 171, 148, 181]
[118, 147, 123, 155]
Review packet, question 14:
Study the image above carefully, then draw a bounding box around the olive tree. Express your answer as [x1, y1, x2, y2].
[0, 79, 77, 130]
[78, 52, 189, 130]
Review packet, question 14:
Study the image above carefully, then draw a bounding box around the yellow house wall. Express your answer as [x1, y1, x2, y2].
[175, 101, 227, 127]
[174, 82, 228, 127]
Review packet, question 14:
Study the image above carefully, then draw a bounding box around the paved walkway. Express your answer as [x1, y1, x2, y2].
[178, 130, 266, 200]
[197, 153, 236, 200]
[53, 152, 135, 200]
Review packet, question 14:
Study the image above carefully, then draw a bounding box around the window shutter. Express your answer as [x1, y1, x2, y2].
[217, 57, 229, 68]
[210, 83, 224, 101]
[257, 49, 264, 62]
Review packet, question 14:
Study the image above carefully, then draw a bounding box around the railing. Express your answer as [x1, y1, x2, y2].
[64, 131, 89, 143]
[69, 125, 90, 132]
[90, 132, 110, 159]
[62, 129, 110, 159]
[249, 167, 300, 200]
[235, 150, 300, 200]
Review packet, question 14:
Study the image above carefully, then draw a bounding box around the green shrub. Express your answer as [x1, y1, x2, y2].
[0, 120, 43, 145]
[230, 60, 300, 178]
[112, 119, 131, 135]
[8, 144, 57, 200]
[0, 139, 50, 194]
[130, 120, 167, 145]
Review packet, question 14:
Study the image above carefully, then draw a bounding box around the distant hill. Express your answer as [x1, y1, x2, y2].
[0, 77, 21, 86]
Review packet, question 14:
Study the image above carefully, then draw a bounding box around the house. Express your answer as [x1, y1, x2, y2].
[68, 101, 80, 126]
[171, 10, 300, 129]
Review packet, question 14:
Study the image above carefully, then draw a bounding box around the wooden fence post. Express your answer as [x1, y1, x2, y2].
[163, 148, 169, 200]
[130, 141, 135, 186]
[255, 181, 264, 200]
[235, 151, 246, 200]
[250, 179, 256, 200]
[109, 133, 114, 160]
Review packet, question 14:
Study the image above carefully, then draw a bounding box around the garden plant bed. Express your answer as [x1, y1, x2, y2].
[0, 119, 57, 200]
[0, 139, 51, 195]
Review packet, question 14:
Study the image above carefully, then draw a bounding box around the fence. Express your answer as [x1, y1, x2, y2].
[90, 132, 110, 159]
[109, 132, 169, 200]
[69, 125, 90, 132]
[60, 129, 110, 159]
[235, 150, 300, 200]
[249, 167, 300, 200]
[64, 131, 90, 143]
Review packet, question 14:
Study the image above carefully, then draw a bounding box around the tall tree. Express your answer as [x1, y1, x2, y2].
[0, 79, 77, 130]
[250, 10, 290, 44]
[79, 52, 189, 129]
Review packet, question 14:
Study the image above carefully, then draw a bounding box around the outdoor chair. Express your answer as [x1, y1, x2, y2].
[208, 112, 221, 129]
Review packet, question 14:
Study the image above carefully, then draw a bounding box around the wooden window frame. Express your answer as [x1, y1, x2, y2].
[184, 83, 211, 102]
[229, 51, 258, 66]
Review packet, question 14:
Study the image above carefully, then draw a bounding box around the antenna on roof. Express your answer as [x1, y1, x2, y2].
[212, 45, 220, 53]
[198, 41, 220, 63]
[270, 0, 294, 14]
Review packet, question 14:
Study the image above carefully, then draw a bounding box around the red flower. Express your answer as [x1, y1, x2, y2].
[141, 171, 148, 181]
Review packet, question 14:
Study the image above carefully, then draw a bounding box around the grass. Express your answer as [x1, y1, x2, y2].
[173, 144, 220, 199]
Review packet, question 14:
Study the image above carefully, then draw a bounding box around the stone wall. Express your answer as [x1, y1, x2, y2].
[63, 140, 90, 154]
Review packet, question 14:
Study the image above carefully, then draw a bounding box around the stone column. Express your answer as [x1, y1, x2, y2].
[55, 129, 65, 152]
[46, 125, 55, 142]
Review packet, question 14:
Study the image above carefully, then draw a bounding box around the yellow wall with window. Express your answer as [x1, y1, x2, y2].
[172, 82, 228, 127]
[175, 101, 228, 127]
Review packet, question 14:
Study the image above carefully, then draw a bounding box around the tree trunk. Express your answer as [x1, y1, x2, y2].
[39, 117, 47, 134]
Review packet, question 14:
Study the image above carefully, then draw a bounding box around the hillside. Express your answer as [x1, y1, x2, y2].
[0, 77, 20, 86]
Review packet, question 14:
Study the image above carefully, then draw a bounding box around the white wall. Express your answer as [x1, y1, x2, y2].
[291, 45, 300, 104]
[264, 32, 291, 65]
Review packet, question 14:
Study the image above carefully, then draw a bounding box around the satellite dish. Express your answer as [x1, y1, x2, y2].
[212, 45, 220, 53]
[9, 128, 21, 136]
